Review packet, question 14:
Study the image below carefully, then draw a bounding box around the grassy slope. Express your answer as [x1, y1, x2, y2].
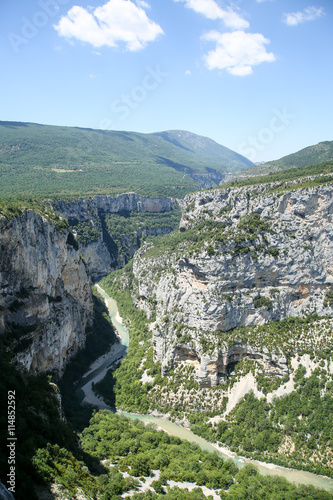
[0, 122, 252, 200]
[226, 140, 333, 179]
[217, 159, 333, 191]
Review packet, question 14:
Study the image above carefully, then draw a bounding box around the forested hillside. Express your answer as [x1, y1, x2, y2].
[0, 122, 252, 200]
[223, 140, 333, 181]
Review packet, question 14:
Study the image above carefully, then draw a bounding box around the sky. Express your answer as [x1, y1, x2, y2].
[1, 0, 332, 163]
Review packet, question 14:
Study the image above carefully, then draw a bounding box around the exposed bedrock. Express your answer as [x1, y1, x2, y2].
[133, 182, 333, 384]
[0, 210, 93, 373]
[53, 193, 181, 280]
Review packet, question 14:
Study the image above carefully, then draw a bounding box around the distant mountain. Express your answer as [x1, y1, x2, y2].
[153, 130, 253, 169]
[0, 122, 253, 200]
[223, 140, 333, 182]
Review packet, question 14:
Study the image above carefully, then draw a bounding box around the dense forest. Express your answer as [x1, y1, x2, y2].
[0, 122, 252, 200]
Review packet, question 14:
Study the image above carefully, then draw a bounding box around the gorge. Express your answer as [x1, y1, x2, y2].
[1, 168, 333, 499]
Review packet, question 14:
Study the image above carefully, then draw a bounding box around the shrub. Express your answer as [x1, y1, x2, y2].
[253, 296, 273, 309]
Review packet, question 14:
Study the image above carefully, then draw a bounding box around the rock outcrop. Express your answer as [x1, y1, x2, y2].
[0, 210, 93, 373]
[132, 181, 333, 385]
[53, 193, 181, 280]
[53, 192, 179, 220]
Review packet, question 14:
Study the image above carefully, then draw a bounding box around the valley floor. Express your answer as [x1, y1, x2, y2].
[80, 342, 125, 410]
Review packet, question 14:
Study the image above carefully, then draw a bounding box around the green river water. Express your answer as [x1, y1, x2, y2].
[92, 285, 333, 493]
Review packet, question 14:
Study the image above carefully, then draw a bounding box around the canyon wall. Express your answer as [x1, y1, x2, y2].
[53, 193, 181, 280]
[0, 209, 93, 373]
[132, 181, 333, 384]
[0, 193, 180, 373]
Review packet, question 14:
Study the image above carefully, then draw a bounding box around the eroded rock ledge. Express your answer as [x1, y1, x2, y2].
[132, 182, 333, 385]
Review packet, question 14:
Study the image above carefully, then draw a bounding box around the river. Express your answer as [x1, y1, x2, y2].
[79, 284, 333, 493]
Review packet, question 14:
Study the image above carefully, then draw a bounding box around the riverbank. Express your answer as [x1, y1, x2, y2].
[80, 342, 124, 409]
[78, 284, 333, 493]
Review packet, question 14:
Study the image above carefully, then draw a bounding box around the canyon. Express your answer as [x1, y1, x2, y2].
[1, 181, 333, 382]
[0, 193, 180, 373]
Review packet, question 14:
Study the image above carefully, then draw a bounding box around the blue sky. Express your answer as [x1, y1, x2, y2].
[1, 0, 332, 162]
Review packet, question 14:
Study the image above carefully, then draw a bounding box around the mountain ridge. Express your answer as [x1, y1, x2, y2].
[222, 140, 333, 183]
[0, 121, 253, 200]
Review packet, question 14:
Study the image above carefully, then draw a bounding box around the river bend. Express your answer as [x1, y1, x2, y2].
[79, 285, 333, 493]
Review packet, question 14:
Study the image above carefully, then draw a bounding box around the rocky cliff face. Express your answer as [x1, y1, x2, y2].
[53, 192, 179, 219]
[132, 181, 333, 385]
[0, 210, 93, 373]
[53, 193, 181, 280]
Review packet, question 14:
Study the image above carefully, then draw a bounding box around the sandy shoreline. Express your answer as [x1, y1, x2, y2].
[83, 341, 123, 376]
[80, 342, 125, 408]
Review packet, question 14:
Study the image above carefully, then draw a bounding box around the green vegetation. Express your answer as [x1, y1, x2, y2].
[71, 219, 101, 245]
[237, 212, 270, 233]
[81, 411, 237, 489]
[137, 208, 277, 263]
[0, 197, 69, 227]
[0, 356, 78, 500]
[218, 160, 333, 191]
[102, 209, 182, 258]
[32, 444, 100, 498]
[98, 263, 158, 412]
[253, 296, 273, 309]
[217, 313, 333, 354]
[0, 121, 252, 200]
[324, 290, 333, 307]
[59, 287, 118, 431]
[213, 366, 333, 478]
[79, 411, 332, 500]
[131, 473, 333, 500]
[238, 140, 333, 178]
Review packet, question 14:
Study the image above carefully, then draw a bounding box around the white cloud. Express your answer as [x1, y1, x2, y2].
[283, 6, 325, 26]
[174, 0, 249, 29]
[54, 0, 163, 51]
[135, 0, 150, 8]
[202, 30, 275, 76]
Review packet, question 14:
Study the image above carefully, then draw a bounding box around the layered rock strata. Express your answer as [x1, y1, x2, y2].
[132, 182, 333, 385]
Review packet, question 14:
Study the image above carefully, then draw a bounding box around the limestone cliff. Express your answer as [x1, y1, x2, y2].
[132, 181, 333, 385]
[0, 209, 93, 373]
[53, 193, 181, 280]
